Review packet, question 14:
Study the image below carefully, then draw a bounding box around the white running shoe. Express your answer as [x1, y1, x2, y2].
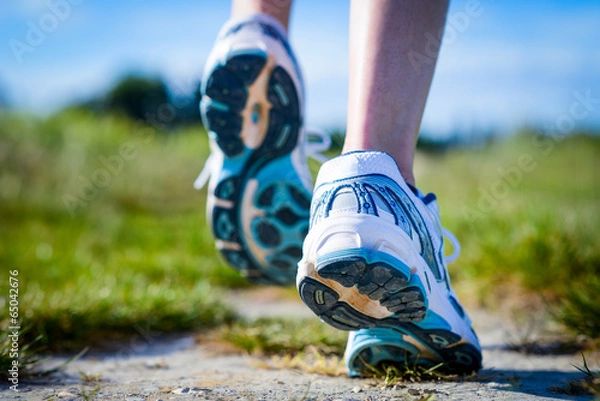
[297, 151, 482, 374]
[195, 15, 316, 285]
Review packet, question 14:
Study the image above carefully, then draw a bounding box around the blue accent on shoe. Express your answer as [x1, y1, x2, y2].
[310, 175, 412, 237]
[414, 310, 452, 331]
[316, 248, 411, 276]
[310, 174, 441, 280]
[346, 316, 482, 377]
[298, 248, 428, 330]
[201, 41, 308, 285]
[296, 150, 482, 376]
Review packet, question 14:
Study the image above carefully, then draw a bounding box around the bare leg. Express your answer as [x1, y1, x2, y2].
[344, 0, 449, 186]
[231, 0, 293, 33]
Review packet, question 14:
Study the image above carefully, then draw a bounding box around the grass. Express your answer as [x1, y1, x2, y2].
[549, 354, 600, 396]
[0, 110, 598, 371]
[0, 325, 88, 381]
[209, 317, 347, 356]
[210, 317, 482, 380]
[0, 327, 44, 380]
[0, 110, 241, 350]
[414, 132, 600, 337]
[205, 317, 347, 376]
[364, 362, 452, 386]
[251, 348, 347, 377]
[573, 354, 600, 395]
[78, 370, 103, 383]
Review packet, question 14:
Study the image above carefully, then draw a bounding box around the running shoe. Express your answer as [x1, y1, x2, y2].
[297, 150, 482, 374]
[195, 15, 314, 286]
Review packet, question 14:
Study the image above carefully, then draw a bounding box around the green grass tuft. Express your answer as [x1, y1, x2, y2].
[0, 327, 44, 380]
[0, 110, 241, 349]
[362, 360, 471, 387]
[557, 276, 600, 340]
[214, 317, 347, 356]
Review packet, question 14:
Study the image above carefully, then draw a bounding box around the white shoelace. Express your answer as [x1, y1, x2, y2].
[193, 153, 216, 190]
[193, 127, 332, 190]
[303, 127, 332, 164]
[441, 227, 461, 264]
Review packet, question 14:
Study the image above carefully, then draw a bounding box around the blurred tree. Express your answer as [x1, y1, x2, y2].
[0, 77, 9, 110]
[105, 75, 169, 121]
[68, 74, 203, 129]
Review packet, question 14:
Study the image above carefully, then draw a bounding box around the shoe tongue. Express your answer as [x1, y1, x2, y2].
[219, 13, 288, 39]
[407, 183, 440, 219]
[407, 183, 421, 197]
[315, 151, 404, 187]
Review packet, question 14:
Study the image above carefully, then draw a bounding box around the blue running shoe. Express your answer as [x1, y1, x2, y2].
[297, 151, 481, 374]
[195, 15, 315, 286]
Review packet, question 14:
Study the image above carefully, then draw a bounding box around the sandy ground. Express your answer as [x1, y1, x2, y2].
[2, 289, 598, 401]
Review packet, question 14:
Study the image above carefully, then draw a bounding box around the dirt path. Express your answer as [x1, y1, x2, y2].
[2, 289, 597, 401]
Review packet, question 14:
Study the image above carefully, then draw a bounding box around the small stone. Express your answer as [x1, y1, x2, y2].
[56, 391, 76, 399]
[408, 388, 421, 396]
[172, 387, 210, 395]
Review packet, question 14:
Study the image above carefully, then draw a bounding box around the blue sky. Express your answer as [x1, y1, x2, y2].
[1, 0, 599, 137]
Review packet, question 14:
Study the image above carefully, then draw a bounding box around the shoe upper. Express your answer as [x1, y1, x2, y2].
[304, 151, 480, 347]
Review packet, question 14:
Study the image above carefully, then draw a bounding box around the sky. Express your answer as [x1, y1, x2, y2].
[1, 0, 599, 137]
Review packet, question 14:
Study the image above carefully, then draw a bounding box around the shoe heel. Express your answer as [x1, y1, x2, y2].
[297, 249, 428, 331]
[317, 249, 427, 320]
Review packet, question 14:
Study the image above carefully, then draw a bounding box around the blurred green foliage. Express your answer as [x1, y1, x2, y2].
[0, 109, 598, 355]
[74, 74, 201, 127]
[415, 132, 600, 338]
[106, 75, 169, 121]
[0, 110, 244, 350]
[216, 317, 347, 356]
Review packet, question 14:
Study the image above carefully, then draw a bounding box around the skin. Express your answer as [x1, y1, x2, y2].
[231, 0, 449, 186]
[232, 0, 293, 32]
[344, 0, 449, 186]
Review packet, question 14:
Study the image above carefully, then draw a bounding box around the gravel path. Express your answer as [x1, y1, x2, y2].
[2, 289, 597, 401]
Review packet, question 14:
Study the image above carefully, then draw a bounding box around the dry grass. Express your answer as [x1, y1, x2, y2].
[250, 346, 347, 377]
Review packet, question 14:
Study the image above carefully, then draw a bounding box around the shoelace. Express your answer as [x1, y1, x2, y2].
[303, 127, 332, 164]
[193, 127, 332, 190]
[441, 227, 461, 264]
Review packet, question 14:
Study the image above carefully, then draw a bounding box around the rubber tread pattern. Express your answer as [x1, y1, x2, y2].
[316, 256, 426, 321]
[203, 53, 307, 285]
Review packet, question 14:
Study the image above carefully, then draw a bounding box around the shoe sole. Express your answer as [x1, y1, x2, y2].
[298, 249, 427, 330]
[202, 51, 309, 285]
[346, 325, 482, 377]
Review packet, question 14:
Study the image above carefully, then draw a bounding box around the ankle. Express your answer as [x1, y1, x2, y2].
[231, 0, 291, 33]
